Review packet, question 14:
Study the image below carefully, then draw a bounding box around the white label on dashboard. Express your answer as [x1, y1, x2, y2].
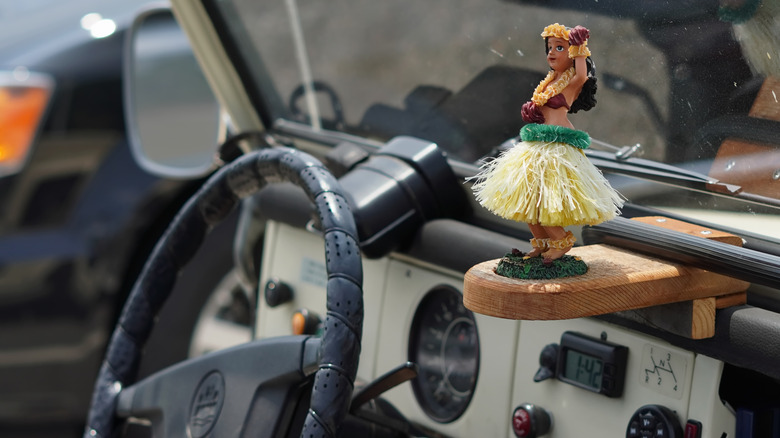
[640, 343, 687, 399]
[300, 257, 327, 288]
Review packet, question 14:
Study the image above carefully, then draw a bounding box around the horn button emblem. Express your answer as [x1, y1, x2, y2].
[188, 371, 225, 437]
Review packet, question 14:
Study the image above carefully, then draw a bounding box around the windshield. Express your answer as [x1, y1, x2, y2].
[204, 0, 780, 240]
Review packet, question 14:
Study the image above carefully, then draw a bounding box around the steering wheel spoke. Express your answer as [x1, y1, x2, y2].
[116, 336, 320, 436]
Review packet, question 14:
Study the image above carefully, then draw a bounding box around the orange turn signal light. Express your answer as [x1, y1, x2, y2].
[0, 70, 54, 176]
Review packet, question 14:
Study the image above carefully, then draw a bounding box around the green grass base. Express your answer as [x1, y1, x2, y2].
[495, 251, 588, 280]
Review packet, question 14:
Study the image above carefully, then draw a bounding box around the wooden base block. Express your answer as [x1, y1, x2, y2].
[716, 292, 748, 309]
[463, 244, 749, 322]
[613, 297, 716, 339]
[611, 292, 746, 340]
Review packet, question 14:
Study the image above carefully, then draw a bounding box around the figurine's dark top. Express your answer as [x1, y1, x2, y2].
[545, 93, 570, 110]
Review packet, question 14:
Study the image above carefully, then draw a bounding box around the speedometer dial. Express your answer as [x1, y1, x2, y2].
[408, 285, 480, 423]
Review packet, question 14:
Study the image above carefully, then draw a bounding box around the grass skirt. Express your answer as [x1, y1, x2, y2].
[471, 131, 623, 227]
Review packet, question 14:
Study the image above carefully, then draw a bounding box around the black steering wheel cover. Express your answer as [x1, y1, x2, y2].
[84, 147, 363, 438]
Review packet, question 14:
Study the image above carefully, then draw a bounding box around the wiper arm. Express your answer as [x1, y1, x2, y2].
[582, 146, 780, 210]
[588, 145, 780, 209]
[590, 138, 643, 160]
[494, 136, 744, 199]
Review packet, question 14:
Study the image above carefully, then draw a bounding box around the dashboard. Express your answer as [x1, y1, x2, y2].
[256, 221, 736, 437]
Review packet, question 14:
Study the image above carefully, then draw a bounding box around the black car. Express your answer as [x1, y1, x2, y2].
[0, 2, 248, 436]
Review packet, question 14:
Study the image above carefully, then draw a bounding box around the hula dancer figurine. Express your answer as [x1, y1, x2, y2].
[471, 23, 623, 277]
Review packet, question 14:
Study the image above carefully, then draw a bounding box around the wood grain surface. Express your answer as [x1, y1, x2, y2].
[463, 244, 749, 321]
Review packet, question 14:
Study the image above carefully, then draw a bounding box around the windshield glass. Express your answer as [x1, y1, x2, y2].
[204, 0, 780, 240]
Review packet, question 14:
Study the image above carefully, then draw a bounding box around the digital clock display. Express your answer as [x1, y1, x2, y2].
[555, 331, 628, 398]
[563, 349, 604, 391]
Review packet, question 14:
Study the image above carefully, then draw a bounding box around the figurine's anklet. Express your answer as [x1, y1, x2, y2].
[542, 232, 575, 262]
[524, 238, 549, 258]
[547, 231, 576, 250]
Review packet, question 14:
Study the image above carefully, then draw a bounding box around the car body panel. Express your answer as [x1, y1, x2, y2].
[0, 0, 204, 430]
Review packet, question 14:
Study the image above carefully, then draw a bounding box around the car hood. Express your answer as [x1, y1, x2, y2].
[0, 0, 146, 66]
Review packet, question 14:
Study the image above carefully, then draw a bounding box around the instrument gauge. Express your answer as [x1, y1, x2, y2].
[408, 285, 480, 423]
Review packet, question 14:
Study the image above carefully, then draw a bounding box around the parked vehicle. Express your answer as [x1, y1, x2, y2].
[0, 2, 249, 436]
[89, 0, 780, 437]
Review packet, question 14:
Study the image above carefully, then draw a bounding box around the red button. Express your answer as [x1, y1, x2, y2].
[685, 420, 702, 438]
[513, 407, 531, 437]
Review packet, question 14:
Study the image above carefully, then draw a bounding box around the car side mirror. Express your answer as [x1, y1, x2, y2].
[124, 7, 222, 178]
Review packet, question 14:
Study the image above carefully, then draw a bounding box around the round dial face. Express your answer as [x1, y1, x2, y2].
[408, 286, 480, 423]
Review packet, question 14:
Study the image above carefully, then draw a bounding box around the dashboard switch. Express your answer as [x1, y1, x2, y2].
[684, 420, 702, 438]
[512, 403, 552, 437]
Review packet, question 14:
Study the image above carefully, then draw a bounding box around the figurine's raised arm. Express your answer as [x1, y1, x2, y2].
[471, 23, 623, 273]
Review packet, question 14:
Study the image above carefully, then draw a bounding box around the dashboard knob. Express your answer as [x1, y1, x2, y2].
[533, 343, 559, 382]
[512, 403, 552, 437]
[264, 278, 293, 307]
[292, 308, 321, 335]
[627, 404, 683, 438]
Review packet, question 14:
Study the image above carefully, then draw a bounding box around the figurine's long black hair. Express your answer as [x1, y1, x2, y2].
[545, 36, 597, 113]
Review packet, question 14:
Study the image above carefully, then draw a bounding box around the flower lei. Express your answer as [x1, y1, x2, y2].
[531, 67, 575, 107]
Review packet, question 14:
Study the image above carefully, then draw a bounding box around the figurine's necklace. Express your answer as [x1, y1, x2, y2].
[531, 67, 575, 107]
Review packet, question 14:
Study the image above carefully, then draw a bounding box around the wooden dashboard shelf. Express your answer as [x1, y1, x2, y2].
[463, 243, 749, 338]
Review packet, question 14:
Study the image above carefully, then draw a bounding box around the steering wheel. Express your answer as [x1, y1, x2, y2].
[83, 147, 363, 438]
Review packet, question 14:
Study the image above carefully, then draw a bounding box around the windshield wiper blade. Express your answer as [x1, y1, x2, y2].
[586, 148, 741, 194]
[587, 146, 780, 209]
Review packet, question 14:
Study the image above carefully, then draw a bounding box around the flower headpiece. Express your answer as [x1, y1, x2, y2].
[541, 23, 569, 41]
[541, 23, 590, 58]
